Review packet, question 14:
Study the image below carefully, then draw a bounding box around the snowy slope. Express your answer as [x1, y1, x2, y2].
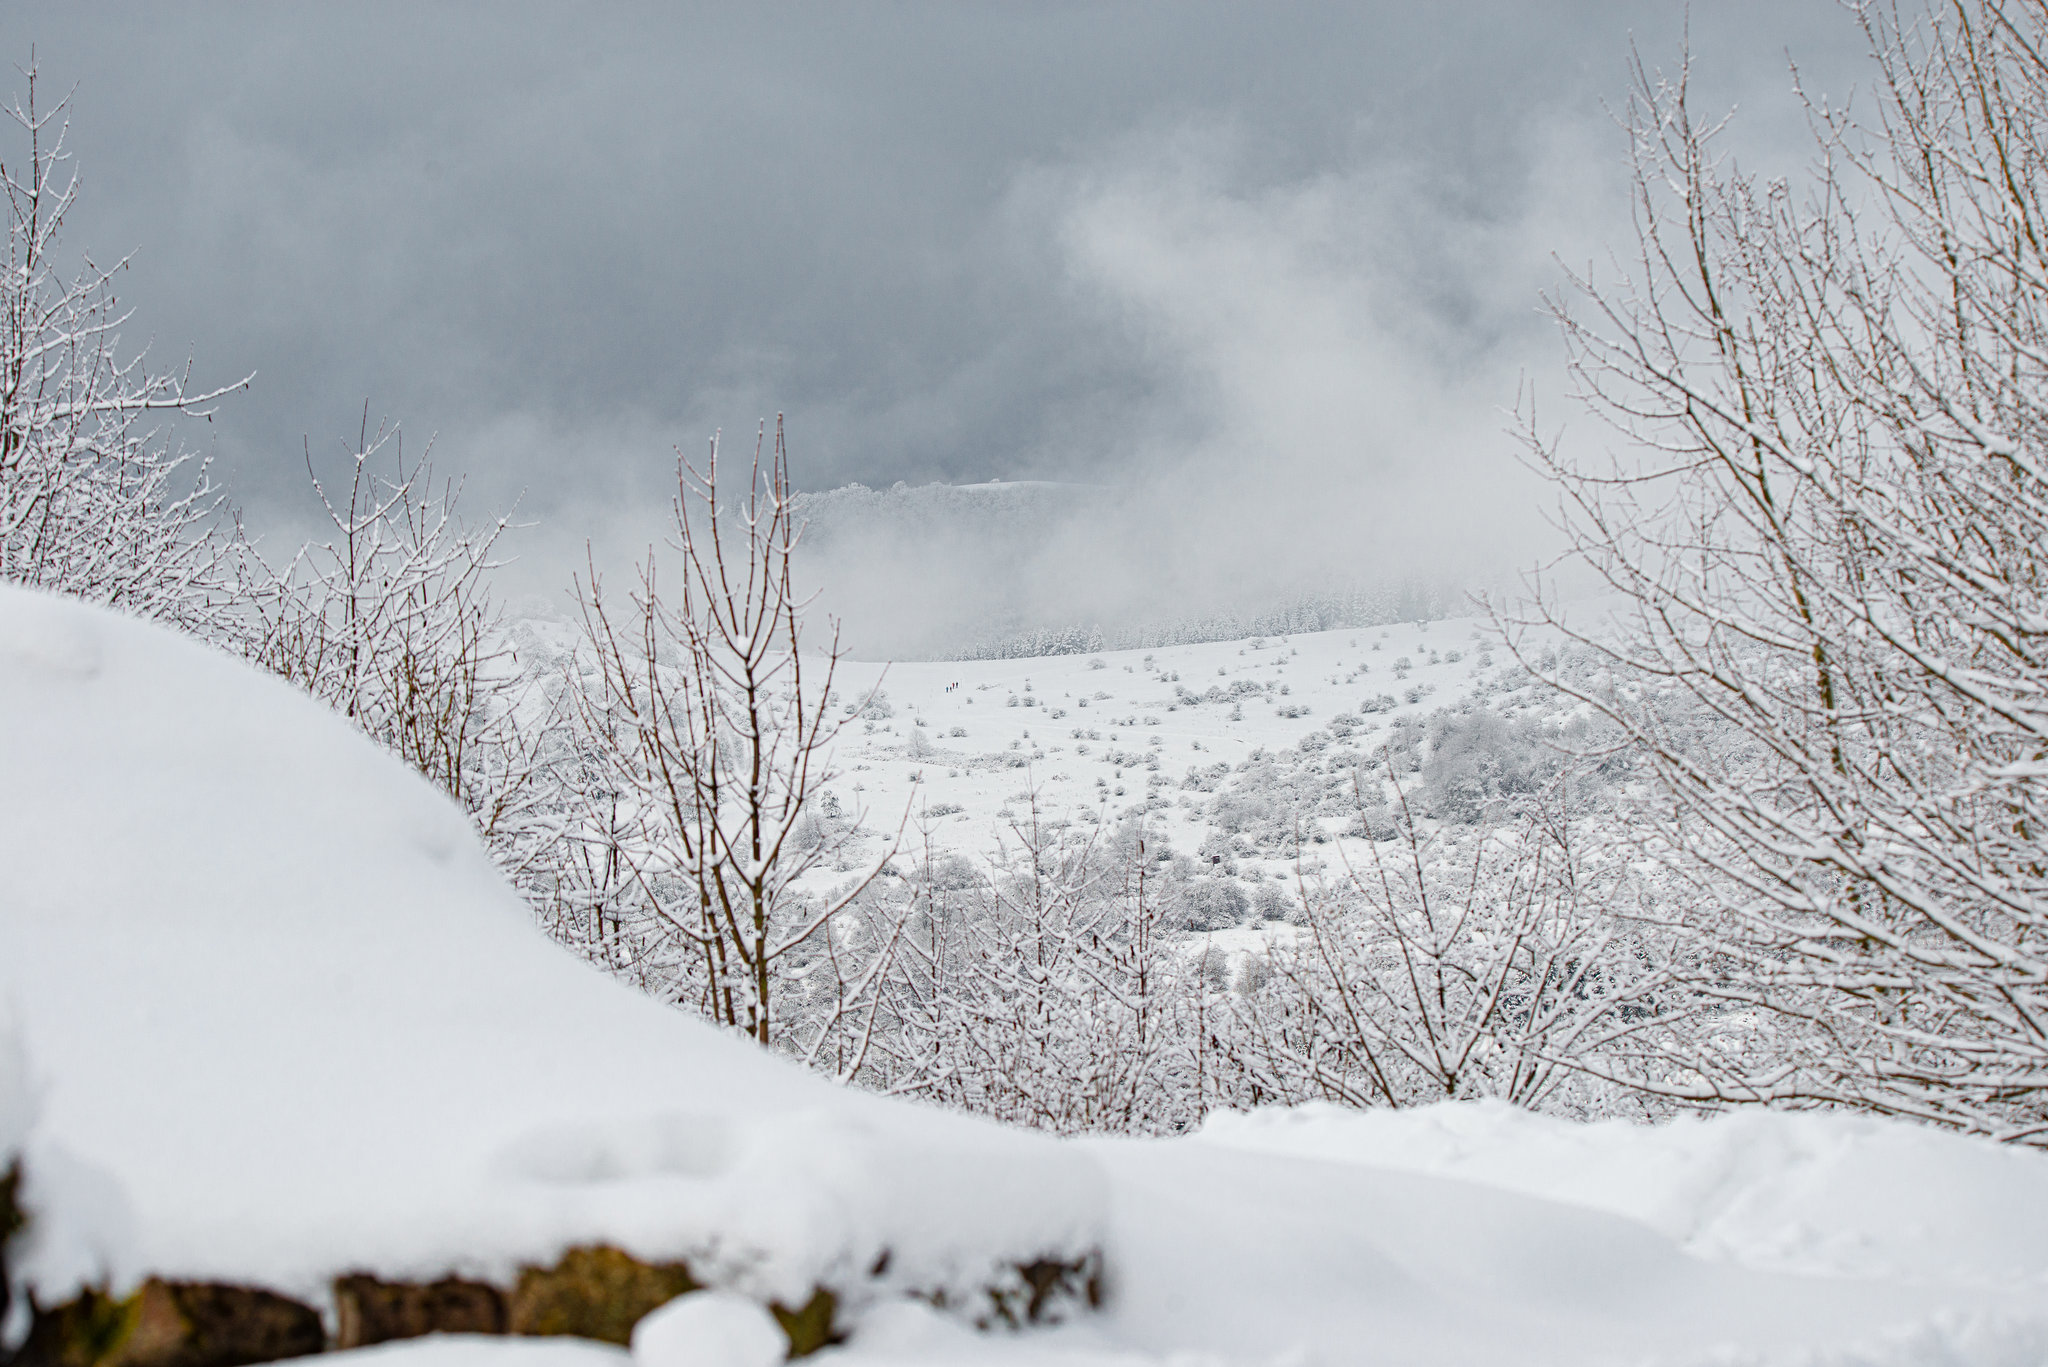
[503, 610, 1521, 877]
[1199, 1100, 2048, 1290]
[0, 586, 1101, 1313]
[8, 585, 2048, 1367]
[822, 615, 1519, 871]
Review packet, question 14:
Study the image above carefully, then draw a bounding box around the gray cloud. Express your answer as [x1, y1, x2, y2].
[0, 1, 1871, 638]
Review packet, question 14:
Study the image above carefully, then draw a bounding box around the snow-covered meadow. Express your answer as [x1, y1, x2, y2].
[512, 605, 1540, 889]
[8, 586, 2048, 1367]
[826, 617, 1504, 862]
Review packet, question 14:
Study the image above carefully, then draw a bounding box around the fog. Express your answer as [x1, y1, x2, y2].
[0, 2, 1872, 656]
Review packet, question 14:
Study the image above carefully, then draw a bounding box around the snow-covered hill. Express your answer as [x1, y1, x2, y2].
[0, 586, 1100, 1319]
[8, 584, 2048, 1367]
[502, 607, 1547, 943]
[823, 614, 1533, 872]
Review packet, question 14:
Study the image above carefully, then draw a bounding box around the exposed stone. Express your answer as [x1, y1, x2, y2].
[506, 1246, 699, 1345]
[16, 1281, 323, 1367]
[14, 1287, 132, 1367]
[767, 1288, 843, 1357]
[977, 1252, 1104, 1331]
[331, 1275, 506, 1349]
[8, 1244, 1103, 1366]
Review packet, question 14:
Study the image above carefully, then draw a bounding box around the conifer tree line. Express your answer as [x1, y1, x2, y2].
[7, 1, 2048, 1143]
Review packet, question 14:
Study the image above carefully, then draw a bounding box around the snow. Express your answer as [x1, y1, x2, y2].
[0, 1006, 27, 1166]
[813, 617, 1510, 872]
[1198, 1100, 2048, 1290]
[327, 1342, 625, 1367]
[7, 584, 2048, 1366]
[0, 585, 1101, 1313]
[1082, 1123, 2048, 1366]
[504, 609, 1526, 887]
[631, 1292, 783, 1367]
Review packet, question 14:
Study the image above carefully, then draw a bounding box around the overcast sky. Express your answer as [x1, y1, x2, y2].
[0, 3, 1871, 626]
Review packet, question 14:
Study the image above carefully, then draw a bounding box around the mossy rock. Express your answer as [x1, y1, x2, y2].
[16, 1281, 323, 1367]
[13, 1287, 134, 1367]
[506, 1245, 699, 1345]
[768, 1288, 843, 1357]
[332, 1274, 506, 1349]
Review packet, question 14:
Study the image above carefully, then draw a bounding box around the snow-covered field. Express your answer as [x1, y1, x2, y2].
[827, 616, 1503, 862]
[513, 606, 1529, 887]
[9, 585, 2048, 1367]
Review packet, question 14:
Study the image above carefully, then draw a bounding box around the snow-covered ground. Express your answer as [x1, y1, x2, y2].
[507, 606, 1529, 880]
[0, 586, 1099, 1318]
[824, 616, 1504, 867]
[9, 585, 2048, 1367]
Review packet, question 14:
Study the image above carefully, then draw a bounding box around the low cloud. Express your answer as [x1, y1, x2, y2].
[797, 115, 1624, 656]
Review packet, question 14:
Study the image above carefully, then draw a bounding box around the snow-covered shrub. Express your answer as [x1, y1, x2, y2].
[1420, 708, 1552, 824]
[1227, 785, 1667, 1114]
[1251, 879, 1295, 924]
[1383, 720, 1423, 772]
[247, 419, 546, 859]
[0, 68, 250, 639]
[1180, 876, 1249, 931]
[859, 810, 1220, 1134]
[1343, 800, 1399, 842]
[1514, 0, 2048, 1142]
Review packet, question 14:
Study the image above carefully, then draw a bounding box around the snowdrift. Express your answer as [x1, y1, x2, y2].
[0, 585, 1101, 1322]
[1201, 1100, 2048, 1290]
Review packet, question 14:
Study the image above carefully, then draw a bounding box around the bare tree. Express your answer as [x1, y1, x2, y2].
[576, 418, 894, 1047]
[841, 801, 1227, 1135]
[916, 806, 1196, 1132]
[250, 412, 549, 862]
[1229, 771, 1664, 1114]
[1515, 3, 2048, 1142]
[0, 61, 248, 635]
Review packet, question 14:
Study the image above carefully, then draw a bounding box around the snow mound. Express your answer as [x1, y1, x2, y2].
[327, 1342, 625, 1367]
[1198, 1100, 2048, 1290]
[0, 586, 1102, 1312]
[630, 1291, 783, 1367]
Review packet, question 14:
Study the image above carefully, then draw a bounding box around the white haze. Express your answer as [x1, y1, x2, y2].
[766, 115, 1623, 658]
